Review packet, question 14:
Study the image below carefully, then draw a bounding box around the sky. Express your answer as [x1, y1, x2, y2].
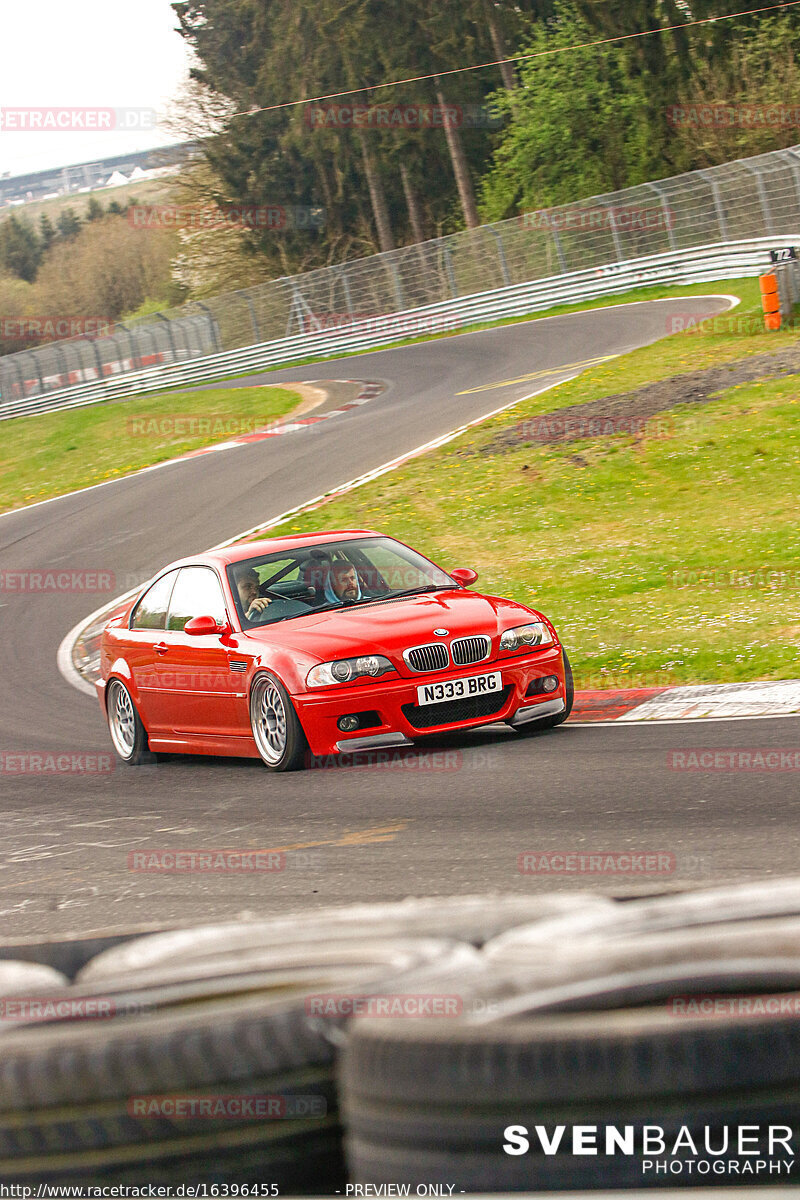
[0, 0, 194, 177]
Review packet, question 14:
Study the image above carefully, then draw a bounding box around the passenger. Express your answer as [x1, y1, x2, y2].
[325, 559, 362, 604]
[235, 565, 271, 620]
[301, 555, 331, 605]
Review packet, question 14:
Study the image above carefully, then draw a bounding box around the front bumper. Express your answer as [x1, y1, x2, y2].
[293, 645, 566, 757]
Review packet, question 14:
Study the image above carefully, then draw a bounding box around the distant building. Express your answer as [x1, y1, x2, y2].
[0, 143, 201, 207]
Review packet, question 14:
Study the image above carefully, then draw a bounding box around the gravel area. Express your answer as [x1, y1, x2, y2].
[475, 342, 800, 455]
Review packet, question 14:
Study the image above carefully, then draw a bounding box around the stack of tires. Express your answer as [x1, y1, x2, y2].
[0, 893, 606, 1189]
[341, 880, 800, 1190]
[5, 883, 800, 1190]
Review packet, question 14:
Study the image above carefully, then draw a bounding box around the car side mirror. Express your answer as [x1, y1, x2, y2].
[450, 568, 478, 587]
[185, 615, 228, 636]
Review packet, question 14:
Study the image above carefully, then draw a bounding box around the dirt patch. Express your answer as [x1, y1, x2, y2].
[475, 342, 800, 456]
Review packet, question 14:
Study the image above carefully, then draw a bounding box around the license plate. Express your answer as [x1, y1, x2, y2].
[417, 671, 502, 707]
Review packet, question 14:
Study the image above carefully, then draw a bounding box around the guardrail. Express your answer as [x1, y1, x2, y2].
[0, 236, 787, 422]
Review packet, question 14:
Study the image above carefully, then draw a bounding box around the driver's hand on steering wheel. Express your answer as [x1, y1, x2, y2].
[246, 597, 272, 618]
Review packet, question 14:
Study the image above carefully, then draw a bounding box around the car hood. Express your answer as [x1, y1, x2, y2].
[241, 589, 543, 669]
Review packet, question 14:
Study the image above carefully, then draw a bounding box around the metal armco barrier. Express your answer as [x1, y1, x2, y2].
[0, 238, 786, 422]
[4, 141, 800, 420]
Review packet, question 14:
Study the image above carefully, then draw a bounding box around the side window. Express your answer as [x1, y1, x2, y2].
[131, 570, 179, 630]
[166, 567, 227, 632]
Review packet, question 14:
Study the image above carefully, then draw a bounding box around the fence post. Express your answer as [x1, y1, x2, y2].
[601, 203, 625, 261]
[236, 290, 261, 343]
[647, 182, 677, 251]
[443, 244, 458, 297]
[88, 334, 105, 382]
[778, 148, 800, 223]
[741, 162, 774, 235]
[545, 215, 567, 273]
[386, 258, 406, 311]
[53, 340, 71, 387]
[27, 350, 46, 395]
[338, 264, 355, 317]
[156, 313, 180, 363]
[115, 323, 140, 373]
[195, 303, 222, 353]
[487, 226, 512, 287]
[699, 170, 729, 241]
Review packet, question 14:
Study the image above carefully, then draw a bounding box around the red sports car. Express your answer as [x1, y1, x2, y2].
[98, 531, 573, 771]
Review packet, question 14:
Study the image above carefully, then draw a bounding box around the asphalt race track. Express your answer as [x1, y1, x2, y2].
[2, 296, 796, 939]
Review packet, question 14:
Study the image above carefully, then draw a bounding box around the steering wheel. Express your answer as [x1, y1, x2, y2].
[247, 590, 314, 624]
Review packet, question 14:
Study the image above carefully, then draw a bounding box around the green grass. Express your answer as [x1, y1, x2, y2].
[262, 292, 800, 688]
[0, 386, 302, 514]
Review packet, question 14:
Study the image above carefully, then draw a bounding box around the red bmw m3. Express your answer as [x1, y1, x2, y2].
[98, 531, 573, 771]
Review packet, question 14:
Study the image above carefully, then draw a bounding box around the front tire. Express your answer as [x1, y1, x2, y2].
[250, 672, 308, 771]
[510, 647, 574, 734]
[106, 679, 152, 765]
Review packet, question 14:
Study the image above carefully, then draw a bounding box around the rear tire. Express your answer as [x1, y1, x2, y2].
[106, 679, 152, 765]
[250, 672, 308, 771]
[509, 647, 574, 734]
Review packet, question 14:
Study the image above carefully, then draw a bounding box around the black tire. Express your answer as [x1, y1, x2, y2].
[0, 938, 473, 1188]
[249, 671, 308, 771]
[105, 678, 152, 765]
[509, 646, 574, 734]
[341, 994, 800, 1189]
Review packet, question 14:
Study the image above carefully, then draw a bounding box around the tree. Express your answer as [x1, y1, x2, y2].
[86, 197, 106, 222]
[0, 215, 42, 283]
[57, 208, 83, 239]
[480, 4, 653, 220]
[35, 216, 178, 321]
[170, 0, 517, 258]
[38, 214, 57, 252]
[0, 273, 37, 355]
[669, 12, 800, 168]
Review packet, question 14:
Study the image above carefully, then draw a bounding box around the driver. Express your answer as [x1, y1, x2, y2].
[324, 558, 362, 604]
[235, 565, 272, 620]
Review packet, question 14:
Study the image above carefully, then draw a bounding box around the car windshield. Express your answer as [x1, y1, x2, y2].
[227, 536, 455, 628]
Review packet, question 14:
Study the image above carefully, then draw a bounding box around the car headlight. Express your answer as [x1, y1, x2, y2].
[306, 655, 395, 688]
[499, 622, 553, 651]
